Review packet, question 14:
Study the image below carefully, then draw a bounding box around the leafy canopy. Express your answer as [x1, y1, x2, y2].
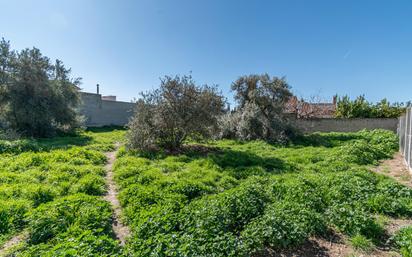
[127, 74, 226, 151]
[335, 95, 407, 118]
[0, 38, 82, 137]
[219, 74, 294, 143]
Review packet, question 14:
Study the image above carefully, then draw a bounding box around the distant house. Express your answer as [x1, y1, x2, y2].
[285, 96, 337, 119]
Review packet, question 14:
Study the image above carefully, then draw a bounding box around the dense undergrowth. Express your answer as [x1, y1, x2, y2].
[1, 128, 411, 256]
[113, 129, 412, 256]
[393, 226, 412, 257]
[0, 127, 125, 256]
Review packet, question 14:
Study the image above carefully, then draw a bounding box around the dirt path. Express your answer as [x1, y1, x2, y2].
[103, 144, 131, 246]
[0, 231, 27, 257]
[373, 152, 412, 188]
[258, 234, 401, 257]
[1, 144, 130, 255]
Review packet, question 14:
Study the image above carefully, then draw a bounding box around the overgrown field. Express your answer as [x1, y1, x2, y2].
[1, 129, 412, 256]
[0, 128, 125, 256]
[114, 129, 412, 256]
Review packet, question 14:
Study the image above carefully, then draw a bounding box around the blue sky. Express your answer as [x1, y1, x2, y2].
[1, 0, 411, 104]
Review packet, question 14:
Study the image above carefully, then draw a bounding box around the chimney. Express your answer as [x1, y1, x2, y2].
[332, 95, 337, 106]
[96, 84, 100, 95]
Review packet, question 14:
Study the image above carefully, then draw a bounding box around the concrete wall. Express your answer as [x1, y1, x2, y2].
[77, 92, 399, 132]
[294, 118, 398, 133]
[79, 92, 134, 127]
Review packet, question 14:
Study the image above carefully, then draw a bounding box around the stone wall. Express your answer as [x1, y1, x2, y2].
[294, 118, 398, 133]
[79, 92, 134, 127]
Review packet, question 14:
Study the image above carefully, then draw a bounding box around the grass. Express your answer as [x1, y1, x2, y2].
[0, 127, 125, 256]
[113, 129, 412, 256]
[349, 234, 374, 252]
[1, 128, 411, 256]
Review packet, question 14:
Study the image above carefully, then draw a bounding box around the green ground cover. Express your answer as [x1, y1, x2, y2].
[1, 128, 411, 256]
[114, 129, 412, 256]
[0, 128, 125, 256]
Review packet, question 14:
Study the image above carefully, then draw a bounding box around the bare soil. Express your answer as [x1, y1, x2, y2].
[0, 231, 27, 257]
[373, 152, 412, 188]
[256, 232, 400, 257]
[103, 144, 131, 246]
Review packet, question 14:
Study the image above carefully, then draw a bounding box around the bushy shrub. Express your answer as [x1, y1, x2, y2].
[127, 75, 226, 151]
[219, 74, 295, 143]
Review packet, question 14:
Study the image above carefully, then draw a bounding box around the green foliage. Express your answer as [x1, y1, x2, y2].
[70, 174, 106, 196]
[2, 128, 409, 256]
[18, 230, 121, 257]
[0, 128, 124, 255]
[349, 234, 374, 252]
[335, 95, 406, 118]
[0, 38, 82, 137]
[115, 129, 411, 256]
[325, 202, 383, 237]
[241, 201, 324, 252]
[392, 226, 412, 257]
[0, 199, 30, 234]
[219, 74, 295, 143]
[26, 194, 112, 244]
[127, 74, 226, 151]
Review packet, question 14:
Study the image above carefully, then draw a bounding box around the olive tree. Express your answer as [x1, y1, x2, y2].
[127, 75, 226, 151]
[0, 38, 82, 137]
[219, 74, 295, 143]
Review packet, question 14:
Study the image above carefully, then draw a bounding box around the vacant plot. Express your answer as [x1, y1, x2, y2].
[114, 129, 412, 256]
[1, 129, 411, 256]
[0, 128, 125, 256]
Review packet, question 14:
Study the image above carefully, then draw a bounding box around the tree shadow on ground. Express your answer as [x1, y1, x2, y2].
[0, 134, 93, 154]
[132, 144, 296, 176]
[254, 240, 331, 257]
[36, 134, 92, 149]
[86, 126, 126, 133]
[207, 148, 292, 174]
[254, 230, 348, 257]
[290, 133, 361, 148]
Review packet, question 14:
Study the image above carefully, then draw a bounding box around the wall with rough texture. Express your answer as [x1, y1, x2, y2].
[79, 92, 134, 127]
[294, 118, 398, 133]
